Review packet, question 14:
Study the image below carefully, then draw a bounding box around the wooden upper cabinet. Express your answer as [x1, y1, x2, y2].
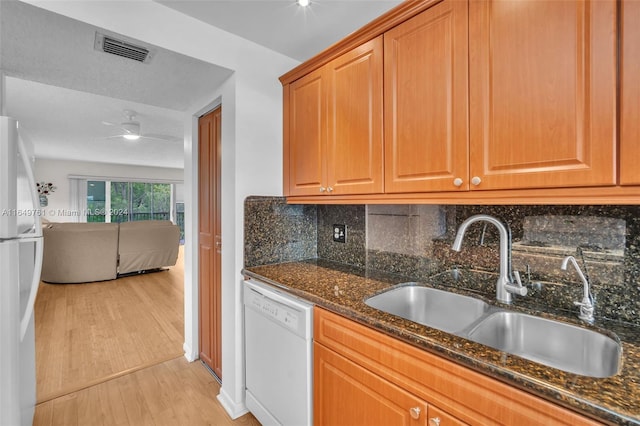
[285, 36, 384, 196]
[287, 70, 326, 196]
[468, 0, 617, 190]
[620, 0, 640, 185]
[384, 0, 469, 193]
[327, 36, 384, 195]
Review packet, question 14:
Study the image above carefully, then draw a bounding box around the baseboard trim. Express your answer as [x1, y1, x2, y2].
[183, 342, 197, 362]
[217, 388, 248, 420]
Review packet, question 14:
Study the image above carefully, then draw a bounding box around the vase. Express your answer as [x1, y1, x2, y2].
[39, 195, 48, 207]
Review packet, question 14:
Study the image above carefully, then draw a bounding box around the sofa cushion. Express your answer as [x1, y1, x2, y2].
[41, 222, 119, 283]
[117, 220, 180, 275]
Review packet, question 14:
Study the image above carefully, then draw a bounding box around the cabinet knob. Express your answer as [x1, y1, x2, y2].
[471, 176, 482, 186]
[429, 417, 441, 426]
[327, 186, 334, 193]
[409, 407, 421, 420]
[453, 177, 463, 187]
[319, 187, 326, 193]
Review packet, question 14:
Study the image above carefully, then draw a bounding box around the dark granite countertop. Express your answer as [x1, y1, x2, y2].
[243, 259, 640, 425]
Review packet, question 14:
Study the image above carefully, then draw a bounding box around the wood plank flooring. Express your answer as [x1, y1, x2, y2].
[35, 248, 185, 403]
[32, 246, 260, 425]
[33, 356, 260, 426]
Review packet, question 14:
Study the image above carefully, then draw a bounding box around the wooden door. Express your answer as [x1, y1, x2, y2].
[620, 0, 640, 185]
[326, 36, 384, 195]
[468, 0, 617, 190]
[198, 106, 222, 379]
[314, 343, 429, 426]
[384, 0, 469, 193]
[287, 69, 327, 196]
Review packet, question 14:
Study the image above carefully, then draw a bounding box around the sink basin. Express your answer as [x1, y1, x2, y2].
[365, 285, 491, 334]
[467, 311, 621, 377]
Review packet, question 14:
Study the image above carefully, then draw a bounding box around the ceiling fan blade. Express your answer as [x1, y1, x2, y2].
[140, 133, 182, 143]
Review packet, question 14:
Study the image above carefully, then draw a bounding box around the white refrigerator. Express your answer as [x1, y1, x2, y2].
[0, 116, 44, 426]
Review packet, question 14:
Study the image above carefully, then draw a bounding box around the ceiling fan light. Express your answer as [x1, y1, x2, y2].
[123, 134, 140, 140]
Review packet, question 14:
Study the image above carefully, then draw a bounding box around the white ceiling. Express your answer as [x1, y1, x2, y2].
[1, 0, 402, 169]
[157, 0, 404, 62]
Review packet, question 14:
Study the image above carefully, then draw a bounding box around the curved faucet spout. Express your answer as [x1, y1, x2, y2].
[561, 255, 595, 323]
[452, 214, 527, 304]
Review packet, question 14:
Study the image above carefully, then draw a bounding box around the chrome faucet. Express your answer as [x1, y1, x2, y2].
[452, 214, 527, 304]
[560, 255, 595, 323]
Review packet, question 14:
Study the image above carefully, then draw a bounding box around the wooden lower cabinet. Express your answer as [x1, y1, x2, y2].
[315, 343, 464, 426]
[314, 307, 600, 426]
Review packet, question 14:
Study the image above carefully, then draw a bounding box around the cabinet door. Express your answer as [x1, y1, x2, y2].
[621, 0, 640, 185]
[384, 0, 469, 193]
[315, 342, 429, 426]
[469, 0, 616, 190]
[327, 36, 384, 195]
[288, 69, 327, 196]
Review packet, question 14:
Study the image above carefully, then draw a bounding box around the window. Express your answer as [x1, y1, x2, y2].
[69, 176, 184, 240]
[85, 180, 183, 241]
[87, 180, 174, 223]
[87, 181, 106, 223]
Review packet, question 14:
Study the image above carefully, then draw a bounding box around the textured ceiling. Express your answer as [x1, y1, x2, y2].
[1, 0, 402, 169]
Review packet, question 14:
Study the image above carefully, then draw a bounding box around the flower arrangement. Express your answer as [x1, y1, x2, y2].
[36, 182, 56, 195]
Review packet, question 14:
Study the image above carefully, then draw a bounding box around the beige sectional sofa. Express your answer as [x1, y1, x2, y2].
[41, 220, 180, 284]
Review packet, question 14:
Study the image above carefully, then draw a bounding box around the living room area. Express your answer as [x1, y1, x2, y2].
[31, 160, 192, 421]
[1, 1, 234, 421]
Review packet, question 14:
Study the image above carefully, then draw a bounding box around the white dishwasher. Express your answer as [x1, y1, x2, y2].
[243, 278, 313, 426]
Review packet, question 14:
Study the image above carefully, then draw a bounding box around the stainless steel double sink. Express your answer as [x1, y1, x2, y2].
[365, 284, 621, 378]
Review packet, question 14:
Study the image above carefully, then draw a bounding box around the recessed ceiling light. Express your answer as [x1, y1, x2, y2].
[297, 0, 310, 6]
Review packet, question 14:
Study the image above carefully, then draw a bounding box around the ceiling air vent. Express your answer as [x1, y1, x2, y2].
[94, 32, 153, 63]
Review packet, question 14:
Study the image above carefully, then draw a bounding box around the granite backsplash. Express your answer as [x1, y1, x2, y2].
[244, 196, 640, 325]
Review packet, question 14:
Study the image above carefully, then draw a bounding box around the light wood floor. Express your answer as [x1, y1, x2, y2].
[33, 356, 260, 426]
[33, 246, 260, 425]
[35, 248, 185, 403]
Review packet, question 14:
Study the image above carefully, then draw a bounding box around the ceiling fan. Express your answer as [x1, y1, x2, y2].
[101, 110, 181, 142]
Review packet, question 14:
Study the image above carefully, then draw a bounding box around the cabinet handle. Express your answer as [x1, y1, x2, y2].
[453, 177, 463, 187]
[319, 187, 326, 193]
[471, 176, 482, 186]
[327, 186, 333, 193]
[409, 407, 421, 420]
[429, 417, 441, 426]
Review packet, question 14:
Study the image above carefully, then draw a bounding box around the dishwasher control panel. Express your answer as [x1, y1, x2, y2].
[247, 291, 300, 330]
[243, 278, 313, 339]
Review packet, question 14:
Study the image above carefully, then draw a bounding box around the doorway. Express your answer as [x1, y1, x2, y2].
[198, 106, 223, 379]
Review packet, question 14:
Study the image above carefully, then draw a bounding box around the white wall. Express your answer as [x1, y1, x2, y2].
[34, 158, 183, 223]
[26, 0, 300, 418]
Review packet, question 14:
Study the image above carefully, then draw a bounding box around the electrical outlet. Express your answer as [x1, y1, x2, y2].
[333, 224, 346, 243]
